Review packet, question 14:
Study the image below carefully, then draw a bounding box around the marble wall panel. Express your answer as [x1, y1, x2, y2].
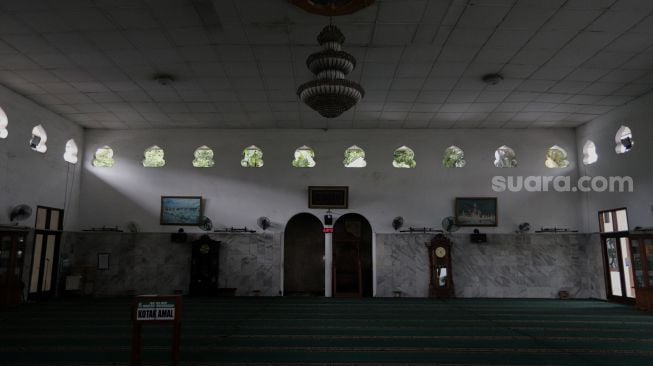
[61, 232, 281, 297]
[376, 233, 605, 299]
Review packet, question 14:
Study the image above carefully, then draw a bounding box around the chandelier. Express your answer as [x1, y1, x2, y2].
[297, 24, 364, 118]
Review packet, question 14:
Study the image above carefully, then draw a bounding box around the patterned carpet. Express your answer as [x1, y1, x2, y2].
[1, 297, 653, 365]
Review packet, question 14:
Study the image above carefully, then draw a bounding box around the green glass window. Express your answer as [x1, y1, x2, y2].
[93, 146, 114, 167]
[0, 106, 7, 139]
[443, 146, 466, 168]
[392, 146, 416, 168]
[30, 125, 48, 153]
[344, 145, 366, 168]
[292, 145, 316, 168]
[143, 145, 165, 167]
[615, 126, 633, 154]
[241, 145, 264, 168]
[63, 139, 78, 164]
[545, 145, 569, 168]
[494, 145, 517, 168]
[193, 145, 215, 168]
[582, 140, 598, 165]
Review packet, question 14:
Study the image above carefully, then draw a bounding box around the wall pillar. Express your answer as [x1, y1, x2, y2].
[324, 224, 333, 297]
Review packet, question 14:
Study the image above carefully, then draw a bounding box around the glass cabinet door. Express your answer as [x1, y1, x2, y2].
[0, 234, 11, 280]
[645, 239, 653, 287]
[631, 238, 644, 287]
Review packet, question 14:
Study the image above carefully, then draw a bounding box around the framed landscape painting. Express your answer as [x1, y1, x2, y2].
[455, 197, 497, 227]
[160, 196, 202, 225]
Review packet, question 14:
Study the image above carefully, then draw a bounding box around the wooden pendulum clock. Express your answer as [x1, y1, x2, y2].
[426, 234, 454, 298]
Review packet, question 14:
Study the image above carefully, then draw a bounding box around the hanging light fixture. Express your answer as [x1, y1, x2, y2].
[297, 23, 364, 118]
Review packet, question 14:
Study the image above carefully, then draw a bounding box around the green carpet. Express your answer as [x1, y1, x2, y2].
[1, 297, 653, 365]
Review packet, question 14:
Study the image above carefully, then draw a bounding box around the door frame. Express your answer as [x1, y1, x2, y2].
[598, 208, 634, 304]
[28, 206, 63, 301]
[332, 213, 373, 298]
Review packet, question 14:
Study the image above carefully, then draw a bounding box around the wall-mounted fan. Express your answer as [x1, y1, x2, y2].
[257, 216, 271, 230]
[9, 204, 33, 223]
[198, 216, 213, 231]
[126, 221, 139, 233]
[517, 222, 531, 233]
[392, 216, 404, 231]
[441, 216, 459, 233]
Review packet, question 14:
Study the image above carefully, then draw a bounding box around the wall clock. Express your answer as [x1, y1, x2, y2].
[426, 234, 455, 298]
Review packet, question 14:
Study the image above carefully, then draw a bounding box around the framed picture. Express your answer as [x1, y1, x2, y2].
[455, 197, 497, 227]
[160, 196, 202, 225]
[308, 186, 348, 209]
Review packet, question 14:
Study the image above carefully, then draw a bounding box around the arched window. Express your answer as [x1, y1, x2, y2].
[193, 145, 215, 168]
[392, 146, 416, 168]
[93, 146, 114, 167]
[292, 145, 316, 168]
[30, 125, 47, 153]
[545, 145, 569, 168]
[0, 106, 8, 139]
[344, 145, 366, 168]
[582, 140, 598, 165]
[63, 139, 78, 164]
[241, 145, 264, 168]
[494, 145, 517, 168]
[443, 146, 466, 168]
[142, 145, 165, 167]
[615, 125, 634, 154]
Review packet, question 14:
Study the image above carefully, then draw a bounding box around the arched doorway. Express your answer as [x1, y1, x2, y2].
[283, 213, 324, 296]
[333, 213, 373, 297]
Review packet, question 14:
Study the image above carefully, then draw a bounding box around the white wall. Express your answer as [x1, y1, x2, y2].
[576, 92, 653, 232]
[0, 85, 84, 229]
[79, 128, 582, 233]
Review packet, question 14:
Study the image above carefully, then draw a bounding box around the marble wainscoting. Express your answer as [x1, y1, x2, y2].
[212, 232, 281, 296]
[62, 232, 281, 297]
[376, 233, 604, 299]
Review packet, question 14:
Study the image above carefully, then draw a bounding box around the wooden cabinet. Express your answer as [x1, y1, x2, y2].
[0, 229, 29, 306]
[189, 235, 220, 296]
[629, 233, 653, 311]
[426, 234, 454, 298]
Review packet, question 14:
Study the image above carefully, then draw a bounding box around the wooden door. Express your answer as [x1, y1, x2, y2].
[333, 213, 373, 297]
[28, 206, 63, 300]
[283, 213, 324, 296]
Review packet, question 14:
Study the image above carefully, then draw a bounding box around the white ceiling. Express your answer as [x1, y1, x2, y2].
[0, 0, 652, 129]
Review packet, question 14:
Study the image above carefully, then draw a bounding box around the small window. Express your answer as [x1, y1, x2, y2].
[292, 145, 316, 168]
[0, 106, 7, 139]
[582, 140, 598, 165]
[545, 145, 569, 168]
[443, 146, 466, 168]
[241, 145, 264, 168]
[93, 146, 115, 167]
[615, 126, 633, 154]
[344, 145, 366, 168]
[193, 145, 215, 168]
[143, 145, 165, 167]
[599, 208, 629, 233]
[393, 146, 416, 168]
[30, 125, 48, 153]
[63, 139, 78, 164]
[494, 145, 517, 168]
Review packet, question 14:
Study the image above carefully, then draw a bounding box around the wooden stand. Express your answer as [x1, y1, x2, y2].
[131, 295, 182, 366]
[426, 234, 454, 298]
[189, 235, 220, 296]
